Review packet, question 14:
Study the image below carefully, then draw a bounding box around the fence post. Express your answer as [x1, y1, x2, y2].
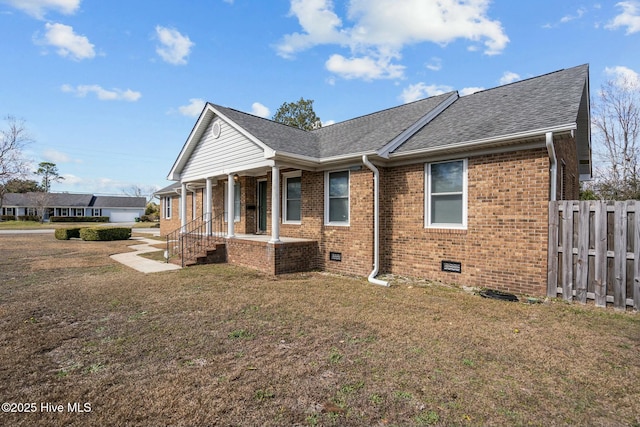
[613, 202, 627, 310]
[634, 201, 640, 311]
[561, 200, 574, 302]
[547, 201, 559, 297]
[575, 201, 590, 303]
[594, 202, 607, 308]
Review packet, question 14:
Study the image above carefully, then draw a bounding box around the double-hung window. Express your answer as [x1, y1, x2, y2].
[425, 159, 467, 229]
[283, 171, 302, 223]
[163, 196, 172, 219]
[325, 170, 349, 225]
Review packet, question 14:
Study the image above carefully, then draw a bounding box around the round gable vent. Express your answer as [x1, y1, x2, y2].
[212, 121, 221, 138]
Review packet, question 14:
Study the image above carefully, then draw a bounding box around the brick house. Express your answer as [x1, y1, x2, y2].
[156, 64, 591, 296]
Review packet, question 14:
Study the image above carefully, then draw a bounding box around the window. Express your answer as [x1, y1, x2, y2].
[163, 196, 172, 219]
[283, 171, 301, 223]
[325, 170, 349, 225]
[72, 208, 84, 216]
[224, 182, 241, 222]
[92, 208, 102, 217]
[425, 159, 467, 228]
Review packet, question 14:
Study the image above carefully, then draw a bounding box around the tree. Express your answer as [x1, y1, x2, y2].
[0, 116, 33, 209]
[35, 161, 64, 192]
[591, 78, 640, 200]
[123, 184, 157, 202]
[272, 97, 322, 131]
[1, 178, 42, 193]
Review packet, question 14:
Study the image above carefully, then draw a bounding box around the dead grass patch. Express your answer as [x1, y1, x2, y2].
[0, 234, 638, 426]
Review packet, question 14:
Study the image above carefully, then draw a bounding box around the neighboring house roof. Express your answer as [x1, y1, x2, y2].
[168, 64, 591, 180]
[2, 192, 146, 209]
[92, 196, 147, 208]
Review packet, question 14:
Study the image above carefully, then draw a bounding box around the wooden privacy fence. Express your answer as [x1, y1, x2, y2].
[548, 200, 640, 310]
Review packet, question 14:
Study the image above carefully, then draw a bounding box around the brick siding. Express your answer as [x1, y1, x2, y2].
[159, 136, 579, 296]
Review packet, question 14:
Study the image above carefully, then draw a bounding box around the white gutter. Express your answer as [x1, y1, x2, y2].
[362, 155, 389, 287]
[545, 132, 557, 201]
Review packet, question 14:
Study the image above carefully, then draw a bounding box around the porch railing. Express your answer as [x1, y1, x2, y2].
[166, 212, 225, 267]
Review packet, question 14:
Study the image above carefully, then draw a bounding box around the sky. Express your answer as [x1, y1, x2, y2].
[1, 0, 639, 197]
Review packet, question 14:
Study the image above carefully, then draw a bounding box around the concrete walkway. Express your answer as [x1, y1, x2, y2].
[110, 237, 181, 273]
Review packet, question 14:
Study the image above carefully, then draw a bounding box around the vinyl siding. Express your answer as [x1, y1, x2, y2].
[181, 118, 266, 181]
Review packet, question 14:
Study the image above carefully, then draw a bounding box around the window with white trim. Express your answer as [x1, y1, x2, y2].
[325, 170, 349, 225]
[425, 159, 467, 228]
[283, 171, 302, 224]
[163, 196, 172, 219]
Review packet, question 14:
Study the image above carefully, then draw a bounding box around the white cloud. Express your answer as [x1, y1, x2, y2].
[277, 0, 509, 81]
[560, 7, 587, 23]
[400, 82, 454, 103]
[39, 22, 95, 60]
[426, 57, 442, 71]
[604, 65, 640, 89]
[178, 98, 206, 117]
[499, 71, 520, 85]
[326, 53, 404, 80]
[0, 0, 80, 19]
[459, 86, 483, 96]
[322, 119, 336, 126]
[61, 84, 142, 101]
[251, 102, 271, 118]
[42, 149, 82, 164]
[155, 25, 194, 65]
[607, 1, 640, 34]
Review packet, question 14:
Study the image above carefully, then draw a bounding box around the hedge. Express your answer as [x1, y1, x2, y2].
[79, 227, 131, 241]
[54, 227, 83, 240]
[50, 216, 109, 223]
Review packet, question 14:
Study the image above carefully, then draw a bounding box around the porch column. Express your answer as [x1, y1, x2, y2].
[227, 174, 235, 238]
[180, 182, 187, 229]
[269, 165, 280, 243]
[205, 177, 213, 236]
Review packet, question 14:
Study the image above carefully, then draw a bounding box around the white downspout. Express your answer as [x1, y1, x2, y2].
[546, 132, 557, 201]
[362, 155, 389, 287]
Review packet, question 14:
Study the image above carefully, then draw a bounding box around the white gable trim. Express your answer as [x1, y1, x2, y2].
[376, 92, 459, 159]
[168, 103, 276, 180]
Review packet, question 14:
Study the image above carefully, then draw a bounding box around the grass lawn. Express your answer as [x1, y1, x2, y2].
[0, 234, 638, 426]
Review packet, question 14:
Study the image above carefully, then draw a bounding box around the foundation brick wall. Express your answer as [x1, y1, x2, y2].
[226, 239, 319, 275]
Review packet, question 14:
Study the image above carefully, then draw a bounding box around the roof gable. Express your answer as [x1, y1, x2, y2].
[395, 64, 590, 155]
[312, 92, 458, 159]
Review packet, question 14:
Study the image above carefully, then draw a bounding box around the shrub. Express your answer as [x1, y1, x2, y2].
[80, 227, 131, 241]
[50, 216, 109, 223]
[55, 227, 83, 240]
[140, 214, 159, 222]
[18, 215, 40, 222]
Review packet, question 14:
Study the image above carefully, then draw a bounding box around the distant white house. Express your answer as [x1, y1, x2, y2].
[0, 193, 146, 223]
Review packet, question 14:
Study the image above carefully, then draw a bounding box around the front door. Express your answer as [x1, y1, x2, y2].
[257, 180, 267, 233]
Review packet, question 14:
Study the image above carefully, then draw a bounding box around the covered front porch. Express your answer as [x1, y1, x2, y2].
[166, 166, 319, 275]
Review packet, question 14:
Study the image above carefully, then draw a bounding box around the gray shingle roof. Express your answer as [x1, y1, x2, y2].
[313, 93, 456, 157]
[212, 104, 321, 157]
[92, 196, 146, 208]
[3, 193, 93, 207]
[395, 64, 589, 153]
[2, 193, 145, 208]
[168, 64, 589, 181]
